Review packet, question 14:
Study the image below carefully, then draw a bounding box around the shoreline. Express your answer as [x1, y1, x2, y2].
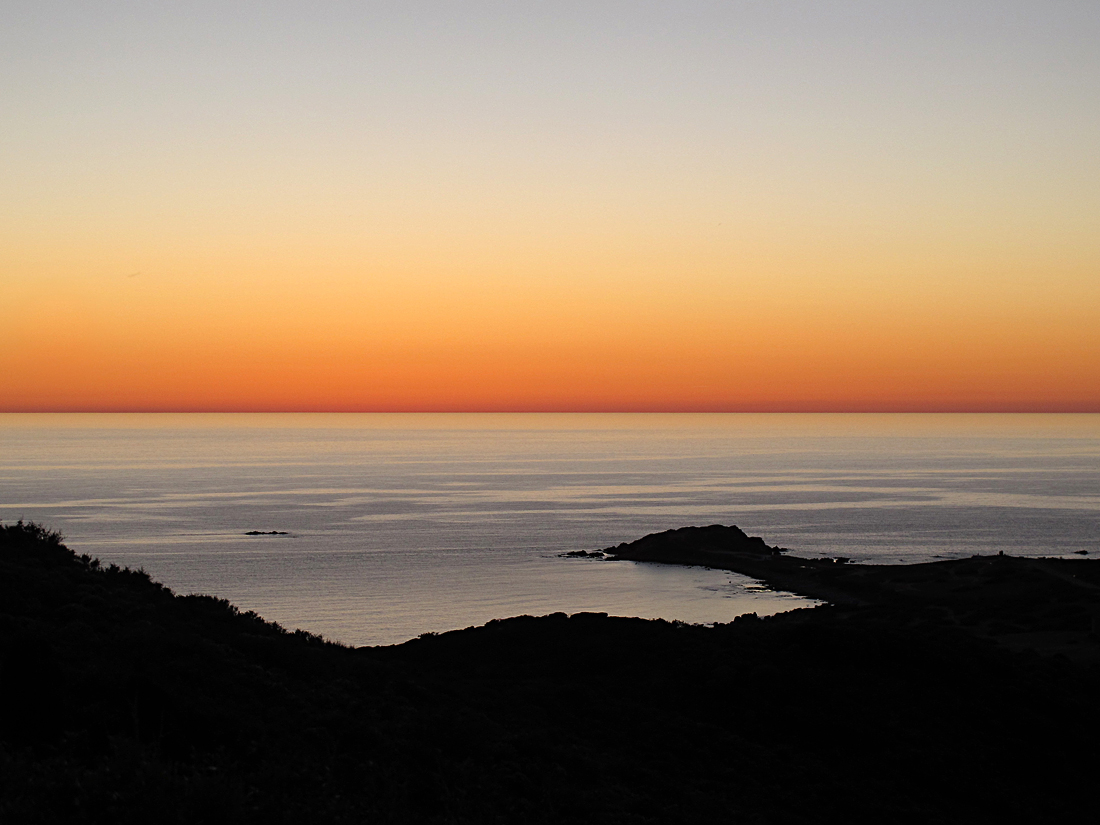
[5, 519, 1100, 822]
[603, 524, 1100, 661]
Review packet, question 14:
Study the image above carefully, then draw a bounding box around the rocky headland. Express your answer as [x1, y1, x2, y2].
[605, 524, 1100, 661]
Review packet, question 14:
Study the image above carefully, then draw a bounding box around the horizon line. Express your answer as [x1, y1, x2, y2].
[3, 407, 1098, 415]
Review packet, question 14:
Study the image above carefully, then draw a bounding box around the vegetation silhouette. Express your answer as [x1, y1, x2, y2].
[2, 519, 1098, 823]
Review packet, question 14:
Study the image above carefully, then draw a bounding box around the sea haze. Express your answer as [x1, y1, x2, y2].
[1, 413, 1097, 646]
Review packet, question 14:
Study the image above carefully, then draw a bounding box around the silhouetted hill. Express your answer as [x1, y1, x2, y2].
[2, 520, 1098, 823]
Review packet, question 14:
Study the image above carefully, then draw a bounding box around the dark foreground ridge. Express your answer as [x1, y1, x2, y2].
[3, 520, 1099, 824]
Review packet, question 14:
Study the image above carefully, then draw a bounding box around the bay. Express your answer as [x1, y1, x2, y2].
[1, 412, 1097, 645]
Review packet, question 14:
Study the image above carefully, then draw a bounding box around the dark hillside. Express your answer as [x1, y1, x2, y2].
[2, 520, 1098, 823]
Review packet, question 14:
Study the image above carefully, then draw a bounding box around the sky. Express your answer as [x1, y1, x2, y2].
[3, 1, 1098, 412]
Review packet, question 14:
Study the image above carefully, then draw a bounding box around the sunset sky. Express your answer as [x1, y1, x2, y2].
[3, 2, 1098, 412]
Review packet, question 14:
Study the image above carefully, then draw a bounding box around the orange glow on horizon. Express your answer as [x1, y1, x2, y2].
[4, 259, 1097, 412]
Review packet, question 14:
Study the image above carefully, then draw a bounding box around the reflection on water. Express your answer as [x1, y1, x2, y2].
[1, 413, 1098, 645]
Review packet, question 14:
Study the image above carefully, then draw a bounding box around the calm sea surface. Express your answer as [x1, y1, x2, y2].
[1, 413, 1097, 645]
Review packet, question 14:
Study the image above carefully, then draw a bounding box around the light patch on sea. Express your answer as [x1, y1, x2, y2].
[1, 413, 1098, 645]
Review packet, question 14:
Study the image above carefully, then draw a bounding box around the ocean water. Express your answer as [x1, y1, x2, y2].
[1, 413, 1097, 646]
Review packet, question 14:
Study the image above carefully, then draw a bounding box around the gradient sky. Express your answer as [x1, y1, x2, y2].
[3, 1, 1098, 411]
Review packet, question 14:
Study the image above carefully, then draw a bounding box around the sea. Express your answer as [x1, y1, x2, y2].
[1, 413, 1097, 646]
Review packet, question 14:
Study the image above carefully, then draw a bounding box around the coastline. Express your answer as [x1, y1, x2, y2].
[604, 524, 1100, 661]
[4, 520, 1100, 822]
